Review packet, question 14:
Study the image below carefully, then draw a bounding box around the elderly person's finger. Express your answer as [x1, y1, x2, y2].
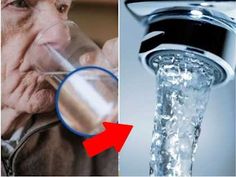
[2, 71, 55, 114]
[102, 38, 118, 68]
[79, 38, 118, 70]
[79, 51, 97, 66]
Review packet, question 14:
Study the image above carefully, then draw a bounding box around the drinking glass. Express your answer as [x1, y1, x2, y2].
[28, 21, 118, 135]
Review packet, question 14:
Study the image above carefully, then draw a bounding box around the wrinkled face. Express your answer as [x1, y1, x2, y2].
[1, 0, 72, 114]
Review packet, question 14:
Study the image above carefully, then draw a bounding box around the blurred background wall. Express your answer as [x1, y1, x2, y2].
[69, 0, 118, 46]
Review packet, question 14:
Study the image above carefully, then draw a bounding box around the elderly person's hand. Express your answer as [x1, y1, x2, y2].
[1, 0, 118, 137]
[80, 38, 118, 69]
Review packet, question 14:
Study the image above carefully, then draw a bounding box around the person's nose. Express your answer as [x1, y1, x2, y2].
[37, 23, 71, 52]
[36, 7, 71, 51]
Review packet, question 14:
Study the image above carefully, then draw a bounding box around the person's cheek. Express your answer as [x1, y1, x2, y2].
[2, 33, 35, 75]
[1, 9, 33, 45]
[2, 14, 38, 72]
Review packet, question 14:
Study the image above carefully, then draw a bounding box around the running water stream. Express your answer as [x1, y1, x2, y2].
[149, 51, 216, 176]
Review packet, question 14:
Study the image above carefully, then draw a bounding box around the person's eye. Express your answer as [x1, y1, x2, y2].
[57, 4, 69, 14]
[9, 0, 30, 9]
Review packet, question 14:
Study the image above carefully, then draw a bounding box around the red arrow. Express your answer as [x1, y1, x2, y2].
[83, 122, 133, 157]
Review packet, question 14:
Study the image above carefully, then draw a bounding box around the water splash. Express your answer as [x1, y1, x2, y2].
[149, 51, 216, 176]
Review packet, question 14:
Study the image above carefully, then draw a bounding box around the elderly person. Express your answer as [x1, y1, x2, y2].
[1, 0, 118, 176]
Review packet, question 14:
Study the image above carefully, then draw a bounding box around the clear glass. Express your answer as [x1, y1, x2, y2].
[28, 21, 118, 135]
[54, 68, 118, 135]
[30, 21, 116, 73]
